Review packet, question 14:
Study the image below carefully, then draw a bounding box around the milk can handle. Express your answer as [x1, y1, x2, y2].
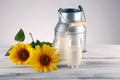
[78, 5, 86, 22]
[58, 8, 70, 23]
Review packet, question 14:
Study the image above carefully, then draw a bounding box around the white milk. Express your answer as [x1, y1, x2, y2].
[67, 46, 82, 68]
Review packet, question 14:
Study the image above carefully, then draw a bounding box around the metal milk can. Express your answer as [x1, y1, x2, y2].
[53, 5, 86, 60]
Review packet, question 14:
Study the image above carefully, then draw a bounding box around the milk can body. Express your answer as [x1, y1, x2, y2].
[54, 7, 86, 60]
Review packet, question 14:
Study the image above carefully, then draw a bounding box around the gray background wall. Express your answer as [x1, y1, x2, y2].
[0, 0, 120, 46]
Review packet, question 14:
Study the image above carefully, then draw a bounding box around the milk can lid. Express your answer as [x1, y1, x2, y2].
[58, 5, 83, 13]
[59, 8, 80, 13]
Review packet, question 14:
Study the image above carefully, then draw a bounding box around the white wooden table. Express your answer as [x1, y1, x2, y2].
[0, 44, 120, 80]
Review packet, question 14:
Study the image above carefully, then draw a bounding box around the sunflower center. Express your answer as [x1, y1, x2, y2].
[18, 49, 29, 61]
[40, 55, 50, 66]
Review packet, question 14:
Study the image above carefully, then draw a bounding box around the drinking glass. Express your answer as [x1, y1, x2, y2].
[66, 32, 82, 68]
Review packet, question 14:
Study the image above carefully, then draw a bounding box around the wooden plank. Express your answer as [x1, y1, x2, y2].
[0, 58, 120, 79]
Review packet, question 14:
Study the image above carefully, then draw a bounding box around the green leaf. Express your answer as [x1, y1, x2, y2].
[30, 40, 52, 48]
[14, 28, 25, 42]
[30, 40, 41, 48]
[36, 40, 42, 46]
[5, 47, 13, 56]
[30, 41, 36, 48]
[40, 41, 52, 47]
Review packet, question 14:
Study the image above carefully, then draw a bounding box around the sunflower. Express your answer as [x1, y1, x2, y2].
[8, 43, 33, 65]
[30, 44, 60, 72]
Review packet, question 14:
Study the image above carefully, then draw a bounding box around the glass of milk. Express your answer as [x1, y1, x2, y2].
[66, 32, 82, 68]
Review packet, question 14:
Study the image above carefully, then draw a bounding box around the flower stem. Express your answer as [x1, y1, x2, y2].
[29, 33, 34, 42]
